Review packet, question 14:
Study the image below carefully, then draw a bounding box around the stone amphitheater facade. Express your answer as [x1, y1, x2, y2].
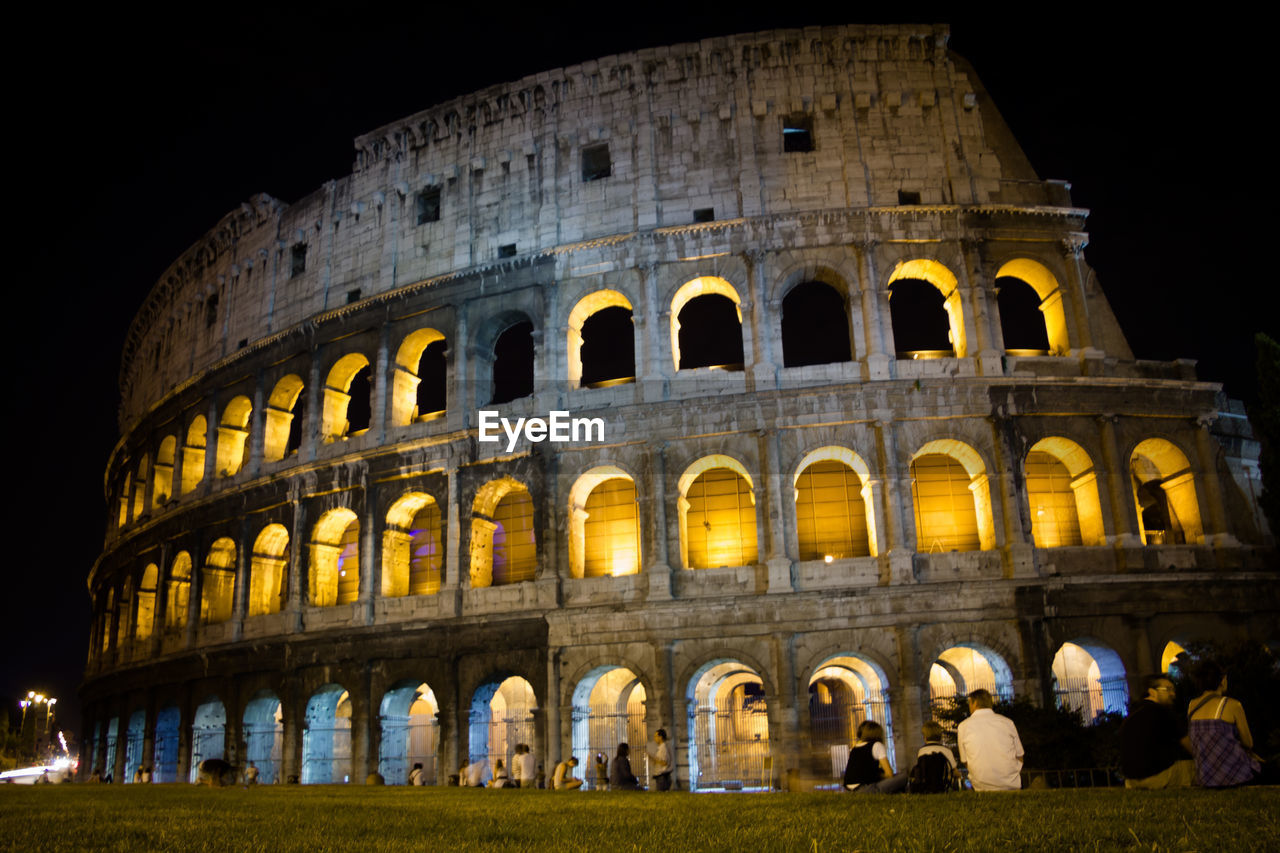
[83, 24, 1274, 789]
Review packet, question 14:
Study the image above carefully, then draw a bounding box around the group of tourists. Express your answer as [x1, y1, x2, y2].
[448, 728, 674, 791]
[843, 657, 1268, 794]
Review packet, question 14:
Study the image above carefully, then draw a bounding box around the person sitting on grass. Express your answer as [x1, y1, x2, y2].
[552, 756, 583, 790]
[1120, 673, 1194, 789]
[1187, 660, 1262, 788]
[490, 759, 510, 788]
[610, 743, 643, 790]
[463, 758, 492, 788]
[843, 720, 908, 793]
[957, 689, 1024, 791]
[908, 721, 956, 793]
[409, 762, 426, 786]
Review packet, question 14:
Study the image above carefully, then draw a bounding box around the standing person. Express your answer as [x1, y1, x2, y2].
[956, 689, 1024, 791]
[244, 762, 259, 786]
[518, 745, 537, 788]
[1186, 661, 1261, 788]
[510, 746, 524, 788]
[1120, 674, 1194, 789]
[843, 720, 908, 793]
[610, 743, 642, 790]
[651, 728, 673, 791]
[408, 762, 426, 786]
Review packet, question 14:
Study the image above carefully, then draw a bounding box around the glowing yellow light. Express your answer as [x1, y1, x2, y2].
[824, 555, 834, 564]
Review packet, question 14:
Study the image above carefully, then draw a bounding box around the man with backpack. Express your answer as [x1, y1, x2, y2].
[909, 721, 957, 793]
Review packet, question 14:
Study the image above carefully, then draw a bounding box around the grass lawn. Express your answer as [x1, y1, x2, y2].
[1, 786, 1277, 852]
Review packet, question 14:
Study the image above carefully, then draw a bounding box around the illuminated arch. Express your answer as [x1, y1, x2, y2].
[887, 258, 966, 357]
[309, 508, 360, 606]
[677, 455, 758, 570]
[793, 446, 877, 559]
[248, 523, 290, 617]
[1131, 438, 1204, 545]
[321, 353, 372, 441]
[470, 477, 536, 588]
[189, 697, 226, 783]
[181, 415, 207, 495]
[995, 259, 1069, 356]
[911, 440, 995, 552]
[383, 492, 443, 597]
[928, 643, 1014, 721]
[263, 374, 305, 462]
[199, 537, 236, 625]
[165, 551, 191, 631]
[1026, 437, 1106, 547]
[134, 563, 158, 644]
[302, 684, 351, 784]
[131, 455, 149, 521]
[153, 436, 176, 507]
[392, 328, 447, 426]
[116, 471, 131, 529]
[570, 665, 648, 789]
[567, 290, 635, 388]
[216, 395, 253, 477]
[807, 654, 895, 780]
[1050, 639, 1129, 719]
[567, 466, 640, 578]
[669, 276, 744, 371]
[379, 680, 440, 784]
[686, 659, 771, 791]
[243, 690, 284, 784]
[470, 675, 537, 769]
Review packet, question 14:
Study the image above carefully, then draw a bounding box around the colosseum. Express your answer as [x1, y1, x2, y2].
[82, 24, 1275, 790]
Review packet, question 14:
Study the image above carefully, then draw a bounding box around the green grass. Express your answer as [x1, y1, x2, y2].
[1, 786, 1277, 852]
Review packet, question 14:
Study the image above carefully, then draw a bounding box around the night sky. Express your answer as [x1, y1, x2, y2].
[5, 8, 1272, 743]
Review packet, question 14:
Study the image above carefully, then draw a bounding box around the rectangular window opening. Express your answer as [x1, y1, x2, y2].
[582, 143, 612, 182]
[290, 244, 307, 278]
[346, 289, 362, 304]
[693, 208, 715, 223]
[416, 186, 441, 224]
[498, 243, 517, 258]
[898, 190, 921, 205]
[783, 115, 814, 153]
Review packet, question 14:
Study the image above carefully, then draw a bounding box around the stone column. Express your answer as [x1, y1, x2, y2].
[959, 238, 1004, 375]
[184, 542, 202, 649]
[247, 379, 267, 478]
[857, 243, 892, 380]
[286, 493, 308, 626]
[894, 626, 927, 773]
[302, 350, 323, 463]
[745, 249, 776, 391]
[637, 262, 669, 404]
[760, 430, 793, 593]
[769, 633, 799, 789]
[1194, 415, 1237, 547]
[373, 320, 392, 445]
[231, 520, 251, 642]
[875, 419, 916, 584]
[1097, 415, 1141, 546]
[140, 698, 156, 781]
[1059, 236, 1097, 354]
[450, 306, 469, 432]
[203, 399, 218, 487]
[359, 481, 380, 627]
[545, 648, 562, 769]
[441, 467, 462, 615]
[281, 684, 302, 784]
[351, 667, 372, 782]
[646, 442, 672, 599]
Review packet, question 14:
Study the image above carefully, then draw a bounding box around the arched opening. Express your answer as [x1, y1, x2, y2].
[568, 291, 635, 388]
[571, 666, 648, 790]
[678, 456, 758, 570]
[1160, 640, 1193, 678]
[165, 552, 191, 631]
[248, 524, 290, 617]
[687, 660, 771, 791]
[380, 680, 440, 785]
[102, 717, 119, 782]
[781, 281, 852, 367]
[263, 374, 305, 462]
[1051, 640, 1129, 720]
[383, 493, 443, 597]
[308, 509, 360, 606]
[302, 684, 352, 784]
[794, 448, 876, 560]
[199, 537, 236, 625]
[670, 277, 745, 372]
[1026, 438, 1106, 547]
[469, 676, 537, 773]
[135, 563, 158, 644]
[115, 579, 132, 650]
[808, 655, 895, 784]
[567, 467, 640, 578]
[189, 697, 226, 782]
[180, 415, 206, 495]
[491, 321, 535, 404]
[911, 440, 995, 553]
[124, 709, 146, 783]
[887, 259, 965, 358]
[1131, 439, 1204, 545]
[153, 436, 175, 507]
[116, 470, 131, 529]
[153, 706, 181, 783]
[995, 259, 1070, 356]
[243, 690, 284, 784]
[392, 328, 448, 426]
[470, 478, 536, 588]
[216, 395, 253, 477]
[995, 277, 1050, 354]
[321, 354, 372, 442]
[131, 456, 149, 521]
[927, 644, 1014, 725]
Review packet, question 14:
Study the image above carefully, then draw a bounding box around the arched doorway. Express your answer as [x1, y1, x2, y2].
[188, 698, 226, 782]
[124, 710, 146, 783]
[687, 660, 770, 791]
[807, 655, 894, 784]
[302, 685, 352, 783]
[1051, 640, 1129, 720]
[243, 690, 284, 784]
[380, 681, 440, 785]
[469, 676, 536, 775]
[571, 666, 648, 789]
[928, 644, 1014, 724]
[153, 706, 181, 783]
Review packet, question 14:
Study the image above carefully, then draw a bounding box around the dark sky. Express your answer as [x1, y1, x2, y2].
[5, 7, 1272, 742]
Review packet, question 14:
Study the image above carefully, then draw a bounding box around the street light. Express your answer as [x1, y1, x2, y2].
[45, 698, 57, 735]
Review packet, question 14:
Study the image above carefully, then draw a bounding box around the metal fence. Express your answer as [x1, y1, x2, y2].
[1053, 676, 1128, 721]
[688, 702, 771, 791]
[808, 693, 895, 781]
[188, 725, 225, 782]
[244, 721, 284, 784]
[572, 704, 647, 789]
[302, 722, 352, 784]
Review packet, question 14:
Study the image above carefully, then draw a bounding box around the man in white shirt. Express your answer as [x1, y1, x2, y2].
[651, 728, 672, 791]
[517, 744, 537, 788]
[956, 689, 1023, 791]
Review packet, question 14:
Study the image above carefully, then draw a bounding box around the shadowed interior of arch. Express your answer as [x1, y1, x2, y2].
[686, 660, 770, 791]
[677, 295, 744, 370]
[889, 278, 953, 356]
[781, 281, 852, 367]
[492, 322, 534, 404]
